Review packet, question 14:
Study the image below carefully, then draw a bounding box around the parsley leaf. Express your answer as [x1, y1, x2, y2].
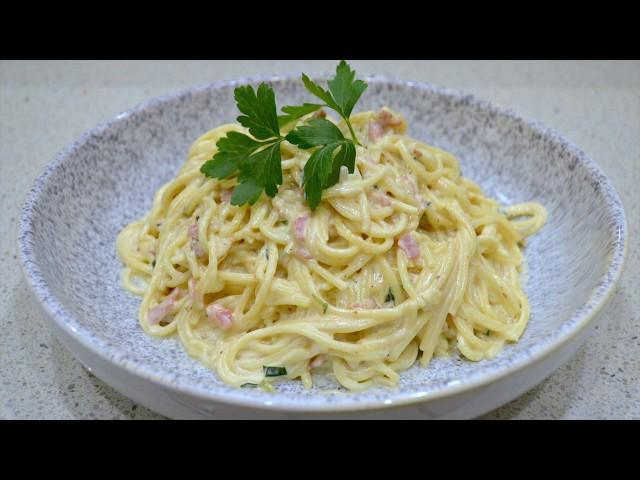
[327, 60, 368, 119]
[200, 61, 367, 211]
[301, 74, 341, 113]
[200, 131, 263, 179]
[328, 141, 355, 186]
[278, 103, 323, 128]
[285, 118, 345, 148]
[302, 141, 355, 210]
[286, 118, 357, 210]
[300, 60, 368, 145]
[303, 145, 334, 210]
[231, 177, 263, 205]
[263, 366, 287, 377]
[200, 83, 284, 206]
[232, 141, 283, 204]
[234, 84, 280, 140]
[255, 141, 283, 197]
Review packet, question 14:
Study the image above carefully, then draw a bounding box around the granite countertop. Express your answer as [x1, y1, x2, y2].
[1, 60, 637, 419]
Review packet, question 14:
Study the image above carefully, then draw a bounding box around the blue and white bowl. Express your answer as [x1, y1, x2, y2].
[17, 75, 627, 419]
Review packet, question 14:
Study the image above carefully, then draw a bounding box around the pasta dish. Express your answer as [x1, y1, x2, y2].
[117, 107, 546, 391]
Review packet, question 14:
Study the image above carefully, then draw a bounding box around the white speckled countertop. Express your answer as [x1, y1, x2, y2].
[1, 60, 638, 419]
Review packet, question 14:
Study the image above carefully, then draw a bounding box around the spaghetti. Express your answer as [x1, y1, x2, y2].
[117, 108, 547, 391]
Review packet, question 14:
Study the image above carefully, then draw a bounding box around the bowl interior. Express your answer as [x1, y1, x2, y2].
[20, 77, 625, 409]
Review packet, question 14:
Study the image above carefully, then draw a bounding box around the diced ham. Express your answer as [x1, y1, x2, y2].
[188, 278, 197, 304]
[293, 215, 308, 242]
[398, 233, 421, 261]
[188, 223, 205, 257]
[206, 303, 234, 329]
[412, 148, 423, 158]
[378, 109, 402, 126]
[221, 188, 233, 203]
[372, 190, 391, 207]
[309, 355, 325, 368]
[350, 298, 379, 310]
[368, 120, 384, 141]
[379, 195, 391, 207]
[368, 109, 403, 142]
[295, 247, 313, 260]
[148, 289, 181, 325]
[312, 109, 326, 119]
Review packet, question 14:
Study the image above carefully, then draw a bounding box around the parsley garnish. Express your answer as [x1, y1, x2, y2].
[263, 366, 287, 377]
[241, 380, 276, 392]
[200, 84, 284, 206]
[311, 294, 329, 314]
[298, 61, 367, 146]
[385, 288, 395, 305]
[286, 119, 356, 210]
[200, 61, 367, 210]
[278, 103, 323, 128]
[285, 61, 368, 209]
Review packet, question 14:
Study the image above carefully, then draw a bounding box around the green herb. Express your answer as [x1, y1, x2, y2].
[299, 61, 367, 145]
[234, 84, 280, 139]
[200, 61, 367, 211]
[263, 366, 287, 377]
[200, 84, 284, 206]
[278, 103, 323, 128]
[151, 259, 156, 268]
[241, 380, 276, 392]
[287, 120, 356, 210]
[385, 288, 395, 305]
[311, 294, 329, 314]
[285, 61, 366, 210]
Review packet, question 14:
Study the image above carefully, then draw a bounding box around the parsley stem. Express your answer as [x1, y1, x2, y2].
[345, 119, 361, 146]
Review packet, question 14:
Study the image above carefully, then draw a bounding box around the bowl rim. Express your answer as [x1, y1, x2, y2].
[17, 74, 628, 412]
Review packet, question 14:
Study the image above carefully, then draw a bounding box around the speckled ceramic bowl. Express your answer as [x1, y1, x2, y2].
[18, 75, 627, 419]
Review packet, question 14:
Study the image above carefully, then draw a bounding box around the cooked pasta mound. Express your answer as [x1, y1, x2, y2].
[117, 108, 547, 391]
